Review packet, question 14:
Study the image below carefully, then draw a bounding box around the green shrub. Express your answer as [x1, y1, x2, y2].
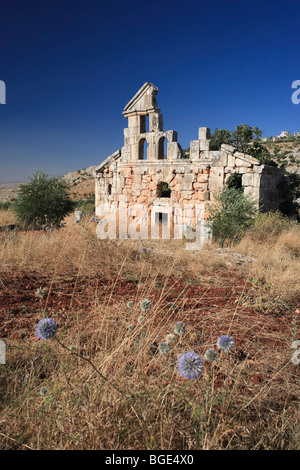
[208, 187, 257, 246]
[75, 202, 95, 214]
[75, 196, 95, 214]
[13, 170, 76, 229]
[226, 173, 243, 190]
[249, 211, 298, 241]
[0, 201, 12, 210]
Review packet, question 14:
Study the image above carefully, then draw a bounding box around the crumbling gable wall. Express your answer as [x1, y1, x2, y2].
[209, 144, 285, 211]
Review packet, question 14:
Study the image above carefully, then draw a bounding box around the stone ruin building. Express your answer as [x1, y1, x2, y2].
[94, 82, 286, 243]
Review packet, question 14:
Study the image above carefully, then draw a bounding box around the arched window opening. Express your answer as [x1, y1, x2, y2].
[138, 138, 147, 160]
[140, 114, 149, 134]
[108, 184, 112, 196]
[157, 181, 171, 198]
[158, 136, 167, 160]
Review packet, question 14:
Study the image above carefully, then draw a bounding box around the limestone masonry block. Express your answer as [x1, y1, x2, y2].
[242, 173, 254, 186]
[149, 181, 157, 190]
[234, 152, 245, 159]
[133, 174, 141, 184]
[198, 127, 211, 140]
[227, 155, 235, 167]
[237, 167, 251, 174]
[167, 142, 182, 159]
[199, 140, 210, 151]
[243, 186, 253, 197]
[193, 182, 208, 190]
[123, 168, 131, 178]
[183, 174, 195, 184]
[165, 130, 178, 142]
[190, 140, 200, 159]
[221, 144, 236, 154]
[235, 157, 251, 167]
[197, 173, 208, 183]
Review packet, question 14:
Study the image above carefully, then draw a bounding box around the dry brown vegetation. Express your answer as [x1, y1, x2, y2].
[0, 209, 299, 450]
[0, 208, 17, 226]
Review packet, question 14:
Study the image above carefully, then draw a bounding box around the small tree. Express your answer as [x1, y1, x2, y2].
[210, 128, 232, 150]
[231, 124, 255, 152]
[208, 187, 257, 246]
[13, 170, 76, 229]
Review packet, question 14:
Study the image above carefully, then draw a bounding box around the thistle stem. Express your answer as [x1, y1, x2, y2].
[54, 336, 124, 396]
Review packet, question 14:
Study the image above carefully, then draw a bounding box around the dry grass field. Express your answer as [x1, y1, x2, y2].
[0, 208, 299, 450]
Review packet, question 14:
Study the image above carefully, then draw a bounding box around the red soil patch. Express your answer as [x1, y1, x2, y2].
[0, 270, 297, 354]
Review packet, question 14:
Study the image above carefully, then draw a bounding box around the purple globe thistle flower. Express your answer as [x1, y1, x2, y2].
[174, 321, 186, 335]
[178, 352, 204, 380]
[204, 348, 218, 363]
[217, 335, 234, 352]
[35, 318, 58, 340]
[158, 342, 170, 354]
[140, 299, 152, 312]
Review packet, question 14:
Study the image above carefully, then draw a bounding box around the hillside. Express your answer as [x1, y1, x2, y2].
[0, 182, 23, 203]
[264, 137, 300, 174]
[62, 166, 96, 201]
[0, 166, 96, 204]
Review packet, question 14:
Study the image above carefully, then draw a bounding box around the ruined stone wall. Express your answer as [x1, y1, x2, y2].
[94, 82, 287, 242]
[208, 144, 285, 211]
[95, 159, 211, 237]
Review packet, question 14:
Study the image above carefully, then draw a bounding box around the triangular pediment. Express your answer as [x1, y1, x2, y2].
[221, 144, 260, 165]
[123, 82, 158, 115]
[234, 151, 260, 165]
[94, 150, 121, 174]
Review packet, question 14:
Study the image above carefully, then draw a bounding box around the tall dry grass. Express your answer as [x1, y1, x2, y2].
[1, 291, 299, 450]
[0, 212, 299, 450]
[0, 208, 16, 226]
[234, 212, 300, 312]
[0, 214, 227, 280]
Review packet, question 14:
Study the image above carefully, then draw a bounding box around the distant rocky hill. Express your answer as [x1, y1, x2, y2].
[0, 182, 23, 203]
[63, 166, 96, 201]
[0, 166, 96, 204]
[264, 138, 300, 175]
[62, 165, 96, 185]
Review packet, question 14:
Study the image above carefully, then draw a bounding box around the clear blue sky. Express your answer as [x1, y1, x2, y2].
[0, 0, 299, 182]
